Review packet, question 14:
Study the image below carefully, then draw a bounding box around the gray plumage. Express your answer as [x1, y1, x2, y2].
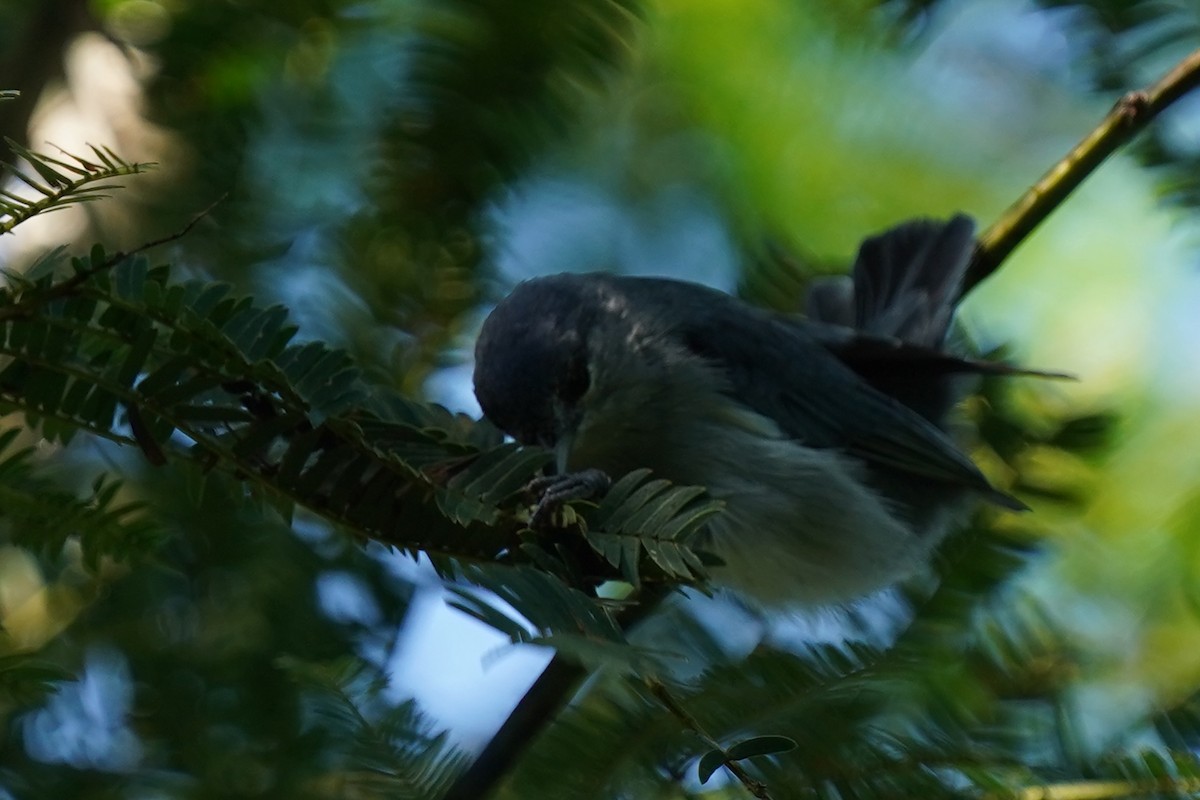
[473, 214, 1025, 604]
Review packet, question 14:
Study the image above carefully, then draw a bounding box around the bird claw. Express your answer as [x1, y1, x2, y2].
[526, 468, 612, 527]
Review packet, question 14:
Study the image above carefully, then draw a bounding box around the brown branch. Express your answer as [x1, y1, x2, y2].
[95, 192, 227, 272]
[442, 585, 670, 800]
[965, 48, 1200, 293]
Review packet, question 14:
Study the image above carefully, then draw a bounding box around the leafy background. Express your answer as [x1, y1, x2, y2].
[3, 0, 1200, 798]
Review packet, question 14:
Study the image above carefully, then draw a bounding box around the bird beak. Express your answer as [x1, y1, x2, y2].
[554, 433, 574, 475]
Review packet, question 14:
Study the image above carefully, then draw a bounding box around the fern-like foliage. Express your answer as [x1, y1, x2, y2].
[279, 655, 469, 799]
[0, 654, 68, 707]
[0, 427, 164, 568]
[391, 0, 642, 217]
[501, 525, 1063, 798]
[584, 468, 722, 586]
[0, 246, 510, 561]
[440, 469, 719, 674]
[0, 244, 718, 624]
[491, 379, 1194, 800]
[496, 391, 1142, 800]
[0, 140, 155, 235]
[447, 563, 678, 674]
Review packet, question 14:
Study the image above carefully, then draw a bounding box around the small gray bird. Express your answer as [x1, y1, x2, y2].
[473, 215, 1032, 604]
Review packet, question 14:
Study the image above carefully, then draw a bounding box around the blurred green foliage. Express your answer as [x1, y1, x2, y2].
[1, 0, 1200, 798]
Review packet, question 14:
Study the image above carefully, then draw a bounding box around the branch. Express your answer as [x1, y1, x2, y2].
[76, 193, 226, 283]
[0, 195, 223, 323]
[965, 48, 1200, 293]
[1002, 776, 1200, 800]
[647, 677, 774, 800]
[117, 194, 227, 258]
[441, 657, 584, 800]
[442, 585, 670, 800]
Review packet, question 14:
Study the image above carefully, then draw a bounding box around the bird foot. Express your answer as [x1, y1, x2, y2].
[526, 468, 612, 527]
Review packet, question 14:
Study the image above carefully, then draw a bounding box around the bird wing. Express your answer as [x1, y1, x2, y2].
[669, 306, 1023, 509]
[806, 320, 1070, 379]
[599, 216, 1025, 507]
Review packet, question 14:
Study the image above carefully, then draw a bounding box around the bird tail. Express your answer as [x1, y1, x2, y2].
[805, 215, 982, 425]
[806, 214, 975, 348]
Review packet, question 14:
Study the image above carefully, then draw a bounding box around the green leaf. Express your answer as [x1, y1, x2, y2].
[445, 592, 535, 643]
[581, 470, 720, 584]
[0, 141, 151, 233]
[697, 748, 728, 784]
[113, 256, 148, 300]
[24, 245, 70, 281]
[24, 367, 68, 415]
[116, 324, 158, 388]
[0, 655, 69, 704]
[593, 467, 654, 514]
[725, 734, 798, 761]
[451, 443, 552, 506]
[530, 632, 671, 673]
[136, 356, 193, 397]
[186, 281, 233, 317]
[448, 565, 627, 658]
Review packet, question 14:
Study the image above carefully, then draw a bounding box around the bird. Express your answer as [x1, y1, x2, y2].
[473, 214, 1037, 605]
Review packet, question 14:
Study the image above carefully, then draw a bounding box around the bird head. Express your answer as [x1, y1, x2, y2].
[473, 275, 596, 455]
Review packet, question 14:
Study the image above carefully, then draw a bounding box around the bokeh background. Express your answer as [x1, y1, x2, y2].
[4, 0, 1200, 797]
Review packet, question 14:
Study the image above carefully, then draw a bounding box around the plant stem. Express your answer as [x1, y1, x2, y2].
[646, 677, 774, 800]
[965, 48, 1200, 293]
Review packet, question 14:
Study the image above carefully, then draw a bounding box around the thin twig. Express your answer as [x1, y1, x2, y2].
[96, 192, 227, 273]
[647, 677, 774, 800]
[0, 193, 226, 320]
[965, 48, 1200, 293]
